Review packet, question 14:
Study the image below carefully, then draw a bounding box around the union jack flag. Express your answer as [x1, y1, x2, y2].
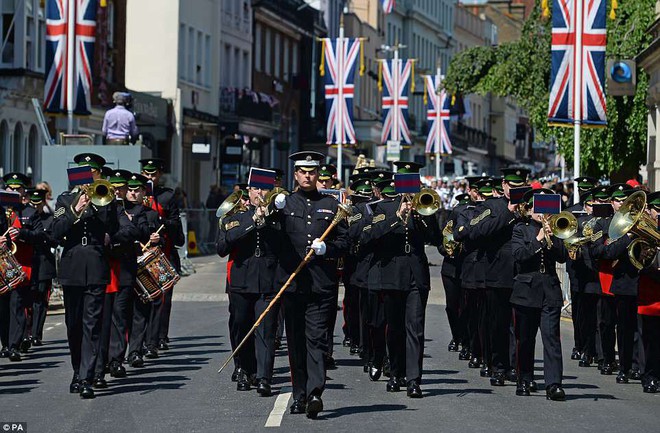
[381, 59, 413, 145]
[424, 74, 452, 154]
[548, 0, 607, 126]
[45, 0, 98, 115]
[382, 0, 395, 14]
[323, 38, 361, 145]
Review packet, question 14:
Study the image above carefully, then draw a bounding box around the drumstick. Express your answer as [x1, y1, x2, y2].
[141, 224, 165, 252]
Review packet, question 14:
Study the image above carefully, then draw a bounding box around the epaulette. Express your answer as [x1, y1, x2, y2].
[470, 208, 491, 226]
[225, 220, 240, 230]
[348, 213, 362, 225]
[372, 214, 386, 224]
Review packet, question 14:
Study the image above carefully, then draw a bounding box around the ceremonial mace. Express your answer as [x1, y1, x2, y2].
[217, 203, 352, 373]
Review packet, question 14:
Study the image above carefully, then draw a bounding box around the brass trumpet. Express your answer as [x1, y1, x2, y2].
[442, 220, 462, 258]
[412, 188, 442, 216]
[70, 179, 115, 219]
[564, 231, 603, 260]
[263, 187, 289, 206]
[541, 211, 577, 249]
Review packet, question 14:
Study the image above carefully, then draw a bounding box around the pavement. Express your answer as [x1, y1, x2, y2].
[2, 250, 659, 433]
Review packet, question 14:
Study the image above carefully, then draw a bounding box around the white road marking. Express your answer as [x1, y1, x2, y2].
[45, 327, 54, 331]
[265, 387, 292, 428]
[55, 322, 62, 326]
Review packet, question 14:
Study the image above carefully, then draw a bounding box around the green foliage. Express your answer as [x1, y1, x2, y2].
[444, 0, 656, 178]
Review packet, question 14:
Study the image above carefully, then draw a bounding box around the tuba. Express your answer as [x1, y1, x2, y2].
[442, 220, 461, 258]
[609, 191, 660, 270]
[216, 190, 247, 219]
[70, 179, 116, 219]
[412, 188, 442, 216]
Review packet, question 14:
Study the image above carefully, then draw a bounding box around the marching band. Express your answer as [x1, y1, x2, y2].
[1, 150, 660, 418]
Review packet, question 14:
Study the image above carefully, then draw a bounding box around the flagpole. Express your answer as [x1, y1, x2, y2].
[66, 0, 75, 134]
[573, 0, 583, 204]
[336, 15, 344, 182]
[435, 67, 442, 182]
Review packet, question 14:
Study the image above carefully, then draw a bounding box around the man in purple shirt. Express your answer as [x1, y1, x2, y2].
[102, 92, 139, 144]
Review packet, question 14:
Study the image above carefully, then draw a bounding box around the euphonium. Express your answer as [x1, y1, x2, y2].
[70, 179, 116, 219]
[564, 230, 603, 260]
[263, 187, 289, 206]
[215, 190, 247, 219]
[628, 238, 657, 270]
[442, 220, 461, 258]
[412, 188, 442, 216]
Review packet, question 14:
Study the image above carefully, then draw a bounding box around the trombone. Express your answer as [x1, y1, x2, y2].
[70, 179, 115, 219]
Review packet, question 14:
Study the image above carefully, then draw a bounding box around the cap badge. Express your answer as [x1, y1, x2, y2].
[516, 170, 520, 175]
[85, 156, 91, 162]
[306, 155, 312, 161]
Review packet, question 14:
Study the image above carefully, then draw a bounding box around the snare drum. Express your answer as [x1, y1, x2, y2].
[135, 247, 180, 302]
[0, 244, 27, 295]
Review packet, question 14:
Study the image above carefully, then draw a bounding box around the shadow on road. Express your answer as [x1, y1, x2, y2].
[318, 404, 410, 420]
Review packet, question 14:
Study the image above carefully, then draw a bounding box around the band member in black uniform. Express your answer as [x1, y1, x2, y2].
[126, 174, 163, 367]
[52, 153, 119, 399]
[470, 168, 530, 386]
[0, 194, 8, 357]
[589, 183, 638, 383]
[216, 181, 283, 396]
[453, 176, 488, 367]
[270, 151, 349, 418]
[26, 189, 58, 347]
[268, 168, 287, 351]
[102, 171, 149, 383]
[438, 193, 471, 353]
[511, 188, 568, 401]
[569, 189, 601, 368]
[345, 177, 378, 376]
[565, 176, 598, 361]
[637, 191, 660, 393]
[362, 161, 436, 398]
[1, 173, 37, 361]
[316, 164, 341, 368]
[140, 158, 185, 351]
[93, 169, 140, 387]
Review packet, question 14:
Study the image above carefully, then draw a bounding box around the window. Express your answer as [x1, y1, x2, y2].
[205, 35, 211, 86]
[196, 30, 202, 84]
[283, 38, 289, 80]
[274, 32, 280, 78]
[291, 42, 298, 76]
[187, 27, 194, 81]
[234, 47, 240, 87]
[243, 50, 249, 88]
[224, 44, 231, 87]
[1, 0, 16, 66]
[264, 27, 271, 75]
[178, 24, 186, 79]
[37, 3, 44, 70]
[255, 24, 262, 71]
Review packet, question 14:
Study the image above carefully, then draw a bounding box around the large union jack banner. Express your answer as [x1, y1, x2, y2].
[548, 0, 607, 126]
[382, 0, 395, 14]
[424, 74, 452, 154]
[381, 58, 413, 144]
[45, 0, 98, 115]
[323, 38, 361, 145]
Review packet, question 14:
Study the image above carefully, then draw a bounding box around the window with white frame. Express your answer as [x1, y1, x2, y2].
[291, 42, 298, 76]
[178, 24, 186, 79]
[264, 27, 271, 75]
[274, 32, 280, 78]
[205, 35, 211, 86]
[196, 30, 202, 85]
[1, 0, 16, 67]
[283, 37, 289, 81]
[187, 26, 194, 81]
[255, 23, 262, 71]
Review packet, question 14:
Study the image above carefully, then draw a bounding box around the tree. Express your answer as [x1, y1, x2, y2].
[444, 1, 656, 179]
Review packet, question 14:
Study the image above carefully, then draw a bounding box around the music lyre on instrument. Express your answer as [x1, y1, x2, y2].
[217, 203, 353, 374]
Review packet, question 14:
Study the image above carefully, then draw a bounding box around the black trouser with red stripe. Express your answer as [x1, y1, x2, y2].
[31, 281, 51, 341]
[110, 286, 135, 364]
[8, 284, 31, 350]
[95, 292, 116, 377]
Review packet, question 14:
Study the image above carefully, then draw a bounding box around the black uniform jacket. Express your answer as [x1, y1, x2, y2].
[362, 198, 433, 292]
[0, 205, 7, 245]
[271, 189, 349, 295]
[510, 220, 568, 308]
[344, 200, 373, 289]
[30, 210, 58, 282]
[470, 196, 517, 288]
[454, 203, 486, 289]
[216, 206, 283, 294]
[588, 217, 638, 296]
[109, 201, 149, 286]
[567, 215, 602, 295]
[52, 190, 120, 286]
[439, 202, 469, 279]
[151, 186, 185, 247]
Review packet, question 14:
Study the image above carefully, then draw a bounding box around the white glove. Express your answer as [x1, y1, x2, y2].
[274, 193, 287, 210]
[311, 238, 327, 255]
